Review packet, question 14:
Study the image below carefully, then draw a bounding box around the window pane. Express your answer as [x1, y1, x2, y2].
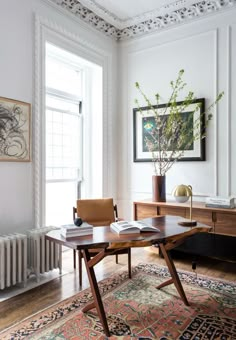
[46, 104, 81, 181]
[46, 182, 77, 226]
[46, 58, 81, 96]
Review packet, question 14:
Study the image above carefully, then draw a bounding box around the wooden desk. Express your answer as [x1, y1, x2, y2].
[46, 216, 211, 337]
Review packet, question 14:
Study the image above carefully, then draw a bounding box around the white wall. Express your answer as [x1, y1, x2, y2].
[117, 9, 236, 219]
[0, 0, 117, 233]
[1, 1, 236, 231]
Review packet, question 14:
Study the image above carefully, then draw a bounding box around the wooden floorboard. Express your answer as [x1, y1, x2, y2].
[0, 247, 235, 332]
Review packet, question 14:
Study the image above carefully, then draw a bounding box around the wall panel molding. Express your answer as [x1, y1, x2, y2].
[227, 25, 232, 196]
[126, 28, 218, 198]
[214, 28, 219, 196]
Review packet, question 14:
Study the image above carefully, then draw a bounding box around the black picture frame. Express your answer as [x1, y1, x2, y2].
[133, 98, 205, 162]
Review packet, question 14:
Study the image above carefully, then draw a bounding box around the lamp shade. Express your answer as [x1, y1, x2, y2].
[172, 184, 196, 226]
[172, 184, 192, 203]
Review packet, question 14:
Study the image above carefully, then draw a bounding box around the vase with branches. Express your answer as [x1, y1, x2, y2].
[134, 69, 224, 201]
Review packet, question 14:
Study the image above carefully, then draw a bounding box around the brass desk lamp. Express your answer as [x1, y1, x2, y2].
[172, 184, 197, 226]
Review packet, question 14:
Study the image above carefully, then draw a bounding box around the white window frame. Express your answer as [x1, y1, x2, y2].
[45, 44, 84, 190]
[34, 16, 114, 228]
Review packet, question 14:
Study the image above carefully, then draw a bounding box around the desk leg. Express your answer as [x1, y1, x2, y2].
[157, 244, 189, 306]
[81, 249, 110, 337]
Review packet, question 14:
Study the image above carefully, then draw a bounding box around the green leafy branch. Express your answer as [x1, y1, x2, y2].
[135, 69, 224, 176]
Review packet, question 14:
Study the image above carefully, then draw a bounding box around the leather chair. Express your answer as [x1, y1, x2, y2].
[72, 198, 131, 286]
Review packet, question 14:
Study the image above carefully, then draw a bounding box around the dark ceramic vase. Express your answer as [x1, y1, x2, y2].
[152, 175, 166, 202]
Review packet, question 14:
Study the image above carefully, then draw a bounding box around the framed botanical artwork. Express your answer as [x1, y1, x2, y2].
[133, 98, 205, 162]
[0, 97, 31, 161]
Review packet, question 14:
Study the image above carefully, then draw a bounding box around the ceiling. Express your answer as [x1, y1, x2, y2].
[50, 0, 236, 40]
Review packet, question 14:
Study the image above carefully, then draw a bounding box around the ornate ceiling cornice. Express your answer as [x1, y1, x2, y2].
[50, 0, 236, 41]
[78, 0, 194, 29]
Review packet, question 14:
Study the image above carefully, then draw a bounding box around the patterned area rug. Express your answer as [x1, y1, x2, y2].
[1, 263, 236, 339]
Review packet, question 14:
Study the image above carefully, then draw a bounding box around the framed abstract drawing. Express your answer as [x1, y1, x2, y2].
[0, 97, 31, 161]
[133, 98, 205, 162]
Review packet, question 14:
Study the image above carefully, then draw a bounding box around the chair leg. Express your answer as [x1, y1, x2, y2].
[115, 254, 118, 264]
[128, 248, 132, 278]
[73, 249, 76, 269]
[78, 250, 83, 286]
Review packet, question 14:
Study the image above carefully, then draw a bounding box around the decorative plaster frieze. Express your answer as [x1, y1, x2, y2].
[52, 0, 119, 38]
[78, 0, 192, 29]
[49, 0, 236, 40]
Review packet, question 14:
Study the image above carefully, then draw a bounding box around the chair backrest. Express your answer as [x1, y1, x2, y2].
[74, 198, 117, 226]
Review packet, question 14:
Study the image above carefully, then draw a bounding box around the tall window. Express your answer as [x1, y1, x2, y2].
[45, 43, 83, 226]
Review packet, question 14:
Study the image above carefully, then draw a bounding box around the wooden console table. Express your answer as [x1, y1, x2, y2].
[133, 200, 236, 261]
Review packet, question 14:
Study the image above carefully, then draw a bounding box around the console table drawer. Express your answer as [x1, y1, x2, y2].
[192, 209, 214, 230]
[135, 204, 157, 220]
[215, 213, 236, 236]
[158, 206, 186, 218]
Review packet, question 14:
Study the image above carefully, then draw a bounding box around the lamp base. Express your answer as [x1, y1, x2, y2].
[178, 219, 197, 227]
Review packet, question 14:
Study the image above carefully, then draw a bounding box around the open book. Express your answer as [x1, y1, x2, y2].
[110, 220, 160, 234]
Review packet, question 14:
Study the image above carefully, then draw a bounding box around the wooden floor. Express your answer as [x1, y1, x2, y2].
[0, 247, 235, 332]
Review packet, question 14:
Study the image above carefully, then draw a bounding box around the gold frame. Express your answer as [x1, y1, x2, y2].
[0, 96, 31, 162]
